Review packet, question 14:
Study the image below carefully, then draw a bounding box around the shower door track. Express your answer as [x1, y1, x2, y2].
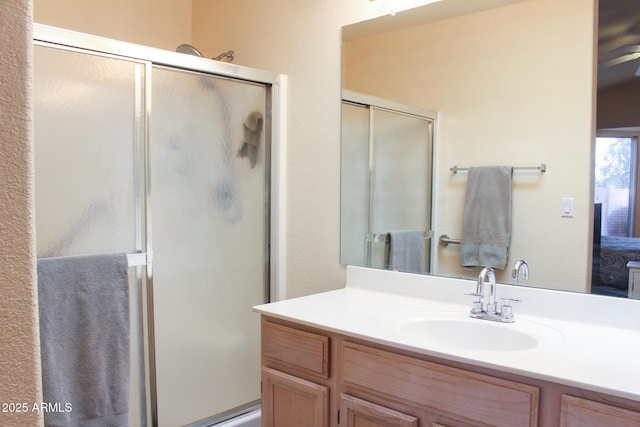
[33, 23, 286, 427]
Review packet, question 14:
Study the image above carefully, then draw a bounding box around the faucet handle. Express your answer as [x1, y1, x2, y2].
[499, 297, 521, 321]
[465, 291, 483, 306]
[465, 292, 483, 314]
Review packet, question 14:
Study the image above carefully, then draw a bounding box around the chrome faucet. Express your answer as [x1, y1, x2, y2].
[467, 266, 520, 323]
[479, 266, 498, 313]
[511, 259, 529, 285]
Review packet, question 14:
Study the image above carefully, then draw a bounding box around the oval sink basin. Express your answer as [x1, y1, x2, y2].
[391, 311, 563, 352]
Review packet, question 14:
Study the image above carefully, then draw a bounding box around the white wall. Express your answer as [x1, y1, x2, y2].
[343, 0, 596, 291]
[0, 1, 43, 426]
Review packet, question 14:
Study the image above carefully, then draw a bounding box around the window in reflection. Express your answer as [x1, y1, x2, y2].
[595, 136, 638, 237]
[592, 135, 640, 298]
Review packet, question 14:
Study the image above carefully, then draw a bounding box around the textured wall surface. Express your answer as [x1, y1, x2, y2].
[0, 1, 43, 426]
[34, 0, 192, 51]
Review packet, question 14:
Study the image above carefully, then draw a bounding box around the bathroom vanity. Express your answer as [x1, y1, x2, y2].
[254, 267, 640, 427]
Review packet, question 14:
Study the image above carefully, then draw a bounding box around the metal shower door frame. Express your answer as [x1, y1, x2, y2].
[33, 23, 286, 427]
[341, 90, 438, 272]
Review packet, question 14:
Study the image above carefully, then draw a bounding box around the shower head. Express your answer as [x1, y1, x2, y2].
[176, 44, 235, 63]
[176, 43, 204, 57]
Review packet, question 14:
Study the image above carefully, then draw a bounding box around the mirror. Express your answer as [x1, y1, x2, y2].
[341, 0, 640, 298]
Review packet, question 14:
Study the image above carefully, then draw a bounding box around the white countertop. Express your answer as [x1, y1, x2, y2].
[254, 266, 640, 402]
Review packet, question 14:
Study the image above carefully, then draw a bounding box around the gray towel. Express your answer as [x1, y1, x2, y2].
[460, 166, 513, 269]
[388, 230, 425, 273]
[38, 253, 130, 427]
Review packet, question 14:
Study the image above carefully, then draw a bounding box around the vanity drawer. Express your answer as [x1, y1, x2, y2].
[341, 342, 539, 427]
[560, 395, 640, 426]
[262, 319, 330, 379]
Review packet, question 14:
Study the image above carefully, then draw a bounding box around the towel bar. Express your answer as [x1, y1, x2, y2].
[450, 163, 546, 174]
[439, 235, 461, 247]
[368, 230, 434, 243]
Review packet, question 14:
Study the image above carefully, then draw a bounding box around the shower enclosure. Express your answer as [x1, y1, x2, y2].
[33, 25, 283, 427]
[340, 90, 436, 271]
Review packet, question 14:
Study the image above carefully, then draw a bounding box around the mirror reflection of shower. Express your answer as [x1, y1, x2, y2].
[176, 43, 235, 63]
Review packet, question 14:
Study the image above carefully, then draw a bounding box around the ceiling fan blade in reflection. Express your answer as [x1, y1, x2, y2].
[612, 44, 640, 54]
[598, 52, 640, 68]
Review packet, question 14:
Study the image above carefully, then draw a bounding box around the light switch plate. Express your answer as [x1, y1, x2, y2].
[562, 197, 574, 217]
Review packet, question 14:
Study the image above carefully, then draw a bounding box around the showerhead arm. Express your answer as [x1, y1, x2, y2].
[176, 44, 234, 63]
[213, 50, 235, 62]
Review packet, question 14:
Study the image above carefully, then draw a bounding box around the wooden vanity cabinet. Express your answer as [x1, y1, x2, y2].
[260, 316, 640, 427]
[261, 318, 332, 427]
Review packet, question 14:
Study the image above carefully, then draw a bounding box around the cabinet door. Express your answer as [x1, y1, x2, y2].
[340, 394, 418, 427]
[561, 395, 640, 427]
[262, 367, 328, 427]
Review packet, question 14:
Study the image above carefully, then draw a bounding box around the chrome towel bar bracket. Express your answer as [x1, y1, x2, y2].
[439, 235, 461, 247]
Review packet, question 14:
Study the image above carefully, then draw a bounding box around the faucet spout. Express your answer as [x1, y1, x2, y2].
[477, 266, 497, 314]
[511, 259, 529, 285]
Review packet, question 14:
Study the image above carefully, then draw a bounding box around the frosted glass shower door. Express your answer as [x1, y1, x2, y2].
[150, 67, 268, 426]
[33, 45, 144, 258]
[369, 108, 433, 271]
[341, 93, 435, 272]
[340, 102, 371, 266]
[33, 44, 147, 427]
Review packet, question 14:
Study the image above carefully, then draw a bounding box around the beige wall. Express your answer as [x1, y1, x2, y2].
[0, 1, 43, 426]
[343, 0, 596, 291]
[33, 0, 192, 51]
